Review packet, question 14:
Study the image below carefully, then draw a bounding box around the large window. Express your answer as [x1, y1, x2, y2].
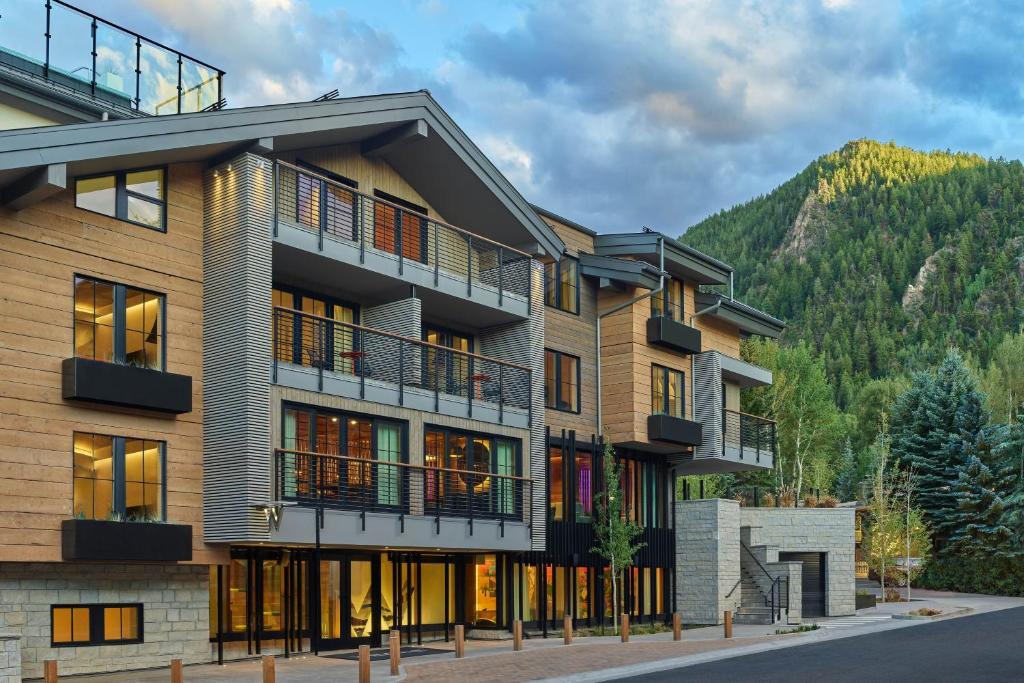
[544, 257, 579, 314]
[549, 443, 593, 523]
[272, 286, 358, 370]
[373, 190, 428, 262]
[544, 349, 580, 412]
[52, 604, 142, 646]
[423, 427, 520, 519]
[74, 276, 165, 370]
[423, 326, 472, 396]
[282, 405, 405, 509]
[75, 167, 166, 231]
[295, 161, 358, 240]
[651, 277, 684, 321]
[549, 445, 563, 521]
[73, 432, 165, 522]
[651, 365, 684, 418]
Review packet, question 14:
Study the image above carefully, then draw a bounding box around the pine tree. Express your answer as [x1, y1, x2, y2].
[834, 438, 859, 502]
[947, 428, 1015, 559]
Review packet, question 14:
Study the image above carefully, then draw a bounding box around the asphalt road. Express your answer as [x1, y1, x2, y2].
[616, 606, 1024, 683]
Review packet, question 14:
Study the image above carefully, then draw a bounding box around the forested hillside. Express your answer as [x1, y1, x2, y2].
[683, 140, 1024, 407]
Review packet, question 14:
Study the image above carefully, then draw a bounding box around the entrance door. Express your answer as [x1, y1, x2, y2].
[779, 552, 826, 618]
[318, 555, 381, 650]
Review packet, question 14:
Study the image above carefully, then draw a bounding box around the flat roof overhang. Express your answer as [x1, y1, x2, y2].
[695, 292, 785, 339]
[579, 253, 661, 290]
[593, 232, 731, 286]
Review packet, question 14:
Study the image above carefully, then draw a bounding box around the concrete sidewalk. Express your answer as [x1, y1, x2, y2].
[57, 591, 1024, 683]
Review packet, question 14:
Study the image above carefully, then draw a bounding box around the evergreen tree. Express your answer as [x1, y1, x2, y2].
[834, 438, 859, 502]
[947, 428, 1015, 559]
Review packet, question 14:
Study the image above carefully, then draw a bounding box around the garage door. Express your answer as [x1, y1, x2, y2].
[779, 552, 826, 617]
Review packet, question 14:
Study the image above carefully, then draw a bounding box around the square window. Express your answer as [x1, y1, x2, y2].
[75, 167, 166, 231]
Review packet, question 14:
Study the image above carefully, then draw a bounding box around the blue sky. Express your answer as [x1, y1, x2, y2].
[75, 0, 1024, 234]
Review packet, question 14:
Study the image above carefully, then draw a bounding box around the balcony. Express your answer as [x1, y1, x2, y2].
[275, 448, 530, 522]
[0, 0, 223, 115]
[647, 413, 702, 446]
[61, 357, 192, 415]
[722, 409, 776, 465]
[61, 519, 192, 561]
[646, 315, 701, 355]
[272, 307, 531, 428]
[273, 161, 533, 320]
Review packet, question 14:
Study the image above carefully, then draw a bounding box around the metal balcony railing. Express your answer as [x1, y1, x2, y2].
[722, 409, 776, 464]
[272, 306, 531, 418]
[275, 448, 531, 522]
[273, 160, 533, 303]
[0, 0, 224, 115]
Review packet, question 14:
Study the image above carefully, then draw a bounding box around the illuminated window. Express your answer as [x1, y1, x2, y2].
[75, 167, 166, 231]
[651, 365, 684, 418]
[74, 276, 164, 370]
[52, 604, 142, 646]
[651, 277, 685, 320]
[544, 257, 579, 314]
[544, 349, 579, 412]
[73, 432, 165, 521]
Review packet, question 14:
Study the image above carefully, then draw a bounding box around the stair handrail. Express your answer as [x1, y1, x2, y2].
[740, 540, 786, 623]
[724, 577, 742, 599]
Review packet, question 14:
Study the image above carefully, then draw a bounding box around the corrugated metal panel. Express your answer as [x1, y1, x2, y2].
[476, 262, 544, 547]
[362, 298, 422, 383]
[693, 351, 722, 460]
[202, 153, 274, 543]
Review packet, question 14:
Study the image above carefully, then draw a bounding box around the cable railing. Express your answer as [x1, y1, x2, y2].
[273, 160, 533, 303]
[722, 409, 776, 463]
[275, 448, 531, 523]
[272, 306, 531, 418]
[0, 0, 223, 115]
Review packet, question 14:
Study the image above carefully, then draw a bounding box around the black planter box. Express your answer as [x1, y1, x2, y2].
[646, 316, 702, 355]
[62, 519, 192, 562]
[647, 414, 702, 446]
[855, 593, 877, 609]
[62, 357, 192, 414]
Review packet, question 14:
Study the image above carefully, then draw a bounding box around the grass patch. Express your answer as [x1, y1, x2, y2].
[575, 622, 674, 637]
[774, 624, 819, 635]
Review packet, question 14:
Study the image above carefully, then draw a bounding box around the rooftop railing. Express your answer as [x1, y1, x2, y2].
[0, 0, 223, 115]
[722, 409, 776, 464]
[273, 160, 533, 304]
[275, 448, 531, 523]
[273, 306, 531, 420]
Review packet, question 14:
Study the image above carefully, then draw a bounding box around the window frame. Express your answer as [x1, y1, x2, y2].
[544, 256, 580, 315]
[651, 364, 685, 419]
[272, 283, 360, 368]
[74, 165, 168, 232]
[51, 603, 144, 647]
[73, 275, 167, 371]
[544, 349, 581, 414]
[651, 276, 685, 321]
[423, 425, 523, 519]
[72, 432, 167, 522]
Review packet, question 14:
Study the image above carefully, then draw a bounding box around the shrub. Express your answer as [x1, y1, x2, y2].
[918, 556, 1024, 597]
[817, 495, 839, 508]
[778, 486, 797, 508]
[884, 587, 903, 602]
[908, 608, 942, 617]
[803, 494, 819, 508]
[762, 492, 777, 507]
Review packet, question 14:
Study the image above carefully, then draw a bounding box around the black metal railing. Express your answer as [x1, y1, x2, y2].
[273, 160, 533, 303]
[722, 409, 776, 463]
[0, 0, 223, 115]
[272, 306, 531, 417]
[741, 541, 789, 624]
[275, 448, 531, 522]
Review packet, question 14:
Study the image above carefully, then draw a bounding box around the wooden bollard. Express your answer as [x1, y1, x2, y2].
[513, 619, 523, 651]
[171, 658, 184, 683]
[43, 660, 57, 683]
[563, 616, 573, 645]
[389, 629, 401, 675]
[724, 610, 733, 639]
[358, 644, 371, 683]
[454, 624, 465, 658]
[620, 614, 629, 643]
[672, 613, 682, 641]
[262, 655, 275, 683]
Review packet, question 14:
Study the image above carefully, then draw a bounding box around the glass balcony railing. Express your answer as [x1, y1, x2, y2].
[0, 0, 223, 115]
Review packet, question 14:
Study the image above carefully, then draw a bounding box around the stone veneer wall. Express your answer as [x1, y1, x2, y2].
[740, 508, 856, 616]
[675, 499, 740, 625]
[0, 634, 19, 683]
[0, 563, 209, 679]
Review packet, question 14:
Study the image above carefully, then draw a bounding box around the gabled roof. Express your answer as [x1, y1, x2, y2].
[696, 292, 786, 339]
[0, 90, 565, 258]
[593, 231, 732, 285]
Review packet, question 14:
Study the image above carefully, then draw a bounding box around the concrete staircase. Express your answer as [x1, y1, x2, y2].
[734, 565, 777, 625]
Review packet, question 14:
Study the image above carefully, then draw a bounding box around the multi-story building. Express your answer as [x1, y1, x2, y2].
[0, 3, 853, 678]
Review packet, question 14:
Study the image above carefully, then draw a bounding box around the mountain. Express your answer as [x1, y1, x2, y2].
[682, 140, 1024, 407]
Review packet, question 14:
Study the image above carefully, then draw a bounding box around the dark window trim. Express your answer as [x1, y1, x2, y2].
[544, 256, 580, 315]
[72, 432, 168, 522]
[423, 424, 523, 478]
[545, 349, 581, 414]
[296, 159, 359, 188]
[280, 402, 409, 463]
[373, 189, 428, 265]
[421, 324, 475, 352]
[651, 364, 685, 419]
[73, 274, 168, 371]
[651, 276, 685, 321]
[272, 283, 361, 368]
[373, 189, 428, 215]
[50, 603, 144, 647]
[74, 165, 168, 232]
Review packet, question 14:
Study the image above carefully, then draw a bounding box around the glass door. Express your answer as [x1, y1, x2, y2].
[318, 554, 380, 650]
[423, 326, 472, 396]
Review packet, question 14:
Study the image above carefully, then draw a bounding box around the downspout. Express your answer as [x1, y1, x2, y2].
[595, 236, 665, 437]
